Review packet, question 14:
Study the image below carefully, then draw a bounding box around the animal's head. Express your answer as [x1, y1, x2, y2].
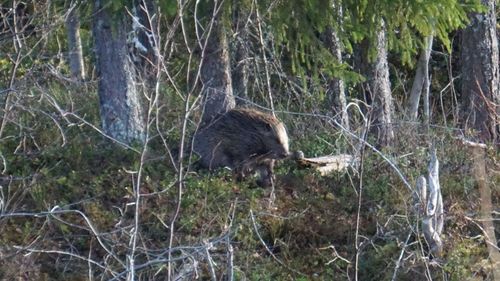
[262, 118, 289, 159]
[227, 108, 290, 159]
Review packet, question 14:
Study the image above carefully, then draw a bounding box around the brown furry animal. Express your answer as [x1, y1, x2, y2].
[193, 108, 289, 187]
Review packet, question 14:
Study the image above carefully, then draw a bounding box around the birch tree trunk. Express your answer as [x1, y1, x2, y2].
[65, 5, 85, 81]
[460, 0, 500, 143]
[200, 2, 235, 124]
[323, 25, 350, 131]
[93, 0, 145, 144]
[369, 20, 394, 147]
[407, 35, 433, 121]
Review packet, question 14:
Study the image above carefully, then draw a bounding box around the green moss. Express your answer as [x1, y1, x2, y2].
[359, 242, 399, 280]
[444, 239, 489, 281]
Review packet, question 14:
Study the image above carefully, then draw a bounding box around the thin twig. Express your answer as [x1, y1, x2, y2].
[391, 230, 413, 281]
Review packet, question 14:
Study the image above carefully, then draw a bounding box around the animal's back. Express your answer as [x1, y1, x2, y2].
[192, 108, 289, 187]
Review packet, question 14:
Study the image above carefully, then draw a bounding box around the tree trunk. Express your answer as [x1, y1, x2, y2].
[460, 0, 500, 143]
[323, 26, 350, 131]
[231, 0, 250, 105]
[93, 0, 145, 144]
[200, 2, 235, 124]
[369, 20, 394, 147]
[407, 35, 433, 121]
[472, 147, 500, 280]
[65, 5, 85, 81]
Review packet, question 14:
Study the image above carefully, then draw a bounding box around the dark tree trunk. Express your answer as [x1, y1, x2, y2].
[93, 0, 145, 144]
[463, 1, 500, 273]
[231, 0, 250, 105]
[369, 20, 394, 147]
[200, 3, 235, 124]
[460, 0, 500, 143]
[65, 5, 85, 81]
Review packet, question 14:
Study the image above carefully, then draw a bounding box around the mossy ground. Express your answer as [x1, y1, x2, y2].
[0, 92, 498, 280]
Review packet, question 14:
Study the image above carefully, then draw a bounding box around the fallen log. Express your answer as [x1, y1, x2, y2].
[292, 150, 355, 176]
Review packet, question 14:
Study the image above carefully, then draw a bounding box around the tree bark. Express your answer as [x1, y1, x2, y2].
[460, 0, 500, 143]
[323, 25, 350, 131]
[200, 2, 235, 124]
[93, 0, 145, 144]
[132, 0, 158, 83]
[369, 20, 394, 147]
[472, 147, 500, 280]
[231, 0, 249, 105]
[65, 5, 85, 81]
[407, 35, 433, 121]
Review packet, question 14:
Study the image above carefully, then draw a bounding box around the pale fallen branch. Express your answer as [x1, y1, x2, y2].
[293, 151, 356, 176]
[456, 135, 488, 149]
[319, 245, 351, 265]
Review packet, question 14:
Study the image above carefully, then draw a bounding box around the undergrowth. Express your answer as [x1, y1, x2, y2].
[0, 90, 498, 280]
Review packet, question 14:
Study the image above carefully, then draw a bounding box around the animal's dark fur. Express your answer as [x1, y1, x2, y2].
[193, 108, 289, 187]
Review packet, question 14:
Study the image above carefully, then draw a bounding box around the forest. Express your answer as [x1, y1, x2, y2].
[0, 0, 499, 280]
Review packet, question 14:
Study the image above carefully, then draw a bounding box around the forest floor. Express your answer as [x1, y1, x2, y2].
[0, 109, 499, 280]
